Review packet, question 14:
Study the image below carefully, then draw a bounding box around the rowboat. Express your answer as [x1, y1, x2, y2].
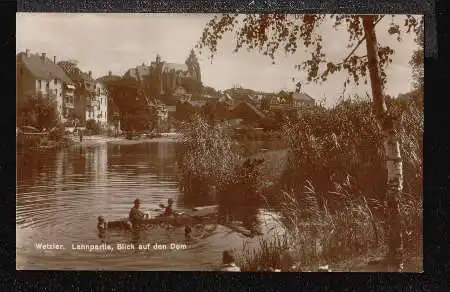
[103, 205, 219, 230]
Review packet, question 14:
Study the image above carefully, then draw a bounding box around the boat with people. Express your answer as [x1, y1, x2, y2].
[98, 200, 220, 231]
[97, 198, 263, 239]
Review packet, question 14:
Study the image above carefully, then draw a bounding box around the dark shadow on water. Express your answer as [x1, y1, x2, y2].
[181, 187, 262, 233]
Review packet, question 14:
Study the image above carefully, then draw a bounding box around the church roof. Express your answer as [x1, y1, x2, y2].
[123, 65, 150, 80]
[162, 62, 188, 72]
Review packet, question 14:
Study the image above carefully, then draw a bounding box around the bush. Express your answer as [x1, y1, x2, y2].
[17, 96, 58, 130]
[178, 115, 265, 207]
[244, 95, 423, 271]
[85, 119, 101, 135]
[280, 97, 422, 212]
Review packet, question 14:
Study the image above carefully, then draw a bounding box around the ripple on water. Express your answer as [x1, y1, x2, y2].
[16, 142, 278, 270]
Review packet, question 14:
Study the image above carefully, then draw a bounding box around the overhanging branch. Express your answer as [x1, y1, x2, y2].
[343, 15, 385, 63]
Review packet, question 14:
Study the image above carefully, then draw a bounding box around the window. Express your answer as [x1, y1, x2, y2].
[38, 80, 42, 89]
[54, 78, 58, 85]
[46, 81, 49, 89]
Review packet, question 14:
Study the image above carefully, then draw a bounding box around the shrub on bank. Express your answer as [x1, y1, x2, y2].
[178, 115, 265, 206]
[280, 96, 422, 212]
[245, 94, 423, 271]
[85, 119, 102, 135]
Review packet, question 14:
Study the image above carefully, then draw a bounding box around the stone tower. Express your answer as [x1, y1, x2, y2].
[185, 49, 201, 84]
[150, 54, 164, 96]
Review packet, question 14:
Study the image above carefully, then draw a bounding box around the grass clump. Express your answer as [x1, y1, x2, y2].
[242, 93, 423, 271]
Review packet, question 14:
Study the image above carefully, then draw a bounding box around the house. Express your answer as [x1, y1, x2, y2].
[292, 91, 315, 108]
[159, 94, 179, 119]
[228, 101, 267, 126]
[77, 71, 98, 125]
[97, 70, 121, 120]
[251, 94, 265, 108]
[57, 60, 97, 125]
[269, 95, 291, 111]
[219, 93, 234, 107]
[84, 79, 108, 128]
[16, 50, 74, 122]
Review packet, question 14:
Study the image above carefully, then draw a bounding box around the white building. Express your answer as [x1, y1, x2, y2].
[85, 81, 108, 128]
[16, 50, 75, 122]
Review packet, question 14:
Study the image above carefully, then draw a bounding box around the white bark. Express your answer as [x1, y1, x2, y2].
[383, 129, 403, 193]
[362, 15, 404, 268]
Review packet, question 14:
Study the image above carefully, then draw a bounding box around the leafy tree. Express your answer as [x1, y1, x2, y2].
[203, 85, 220, 97]
[198, 13, 423, 269]
[17, 93, 58, 130]
[104, 77, 156, 132]
[409, 23, 424, 90]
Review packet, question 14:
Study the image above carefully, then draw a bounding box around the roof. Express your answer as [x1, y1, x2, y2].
[293, 91, 315, 102]
[162, 62, 188, 72]
[232, 94, 253, 101]
[124, 60, 189, 81]
[230, 101, 266, 119]
[124, 65, 150, 80]
[17, 52, 72, 84]
[96, 74, 122, 84]
[219, 94, 233, 102]
[78, 71, 95, 82]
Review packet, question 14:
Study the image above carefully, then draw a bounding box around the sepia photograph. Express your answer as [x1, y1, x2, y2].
[16, 13, 423, 272]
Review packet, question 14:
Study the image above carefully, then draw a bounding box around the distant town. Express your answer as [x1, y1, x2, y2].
[16, 48, 317, 137]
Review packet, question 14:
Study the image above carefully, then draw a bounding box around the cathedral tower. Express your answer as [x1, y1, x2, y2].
[185, 49, 201, 84]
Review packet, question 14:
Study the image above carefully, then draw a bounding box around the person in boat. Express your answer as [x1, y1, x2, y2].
[220, 250, 241, 272]
[97, 216, 107, 242]
[163, 198, 174, 216]
[97, 216, 107, 232]
[184, 224, 192, 241]
[129, 198, 148, 230]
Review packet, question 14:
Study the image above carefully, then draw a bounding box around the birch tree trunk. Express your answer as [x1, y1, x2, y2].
[362, 15, 404, 271]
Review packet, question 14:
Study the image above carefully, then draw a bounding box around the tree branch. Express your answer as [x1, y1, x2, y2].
[343, 15, 385, 63]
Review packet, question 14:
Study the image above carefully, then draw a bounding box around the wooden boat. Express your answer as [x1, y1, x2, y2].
[103, 205, 219, 230]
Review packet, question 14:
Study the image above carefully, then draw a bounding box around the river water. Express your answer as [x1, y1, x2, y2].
[16, 140, 281, 271]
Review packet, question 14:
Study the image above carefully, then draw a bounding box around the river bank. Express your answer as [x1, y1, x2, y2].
[68, 133, 183, 146]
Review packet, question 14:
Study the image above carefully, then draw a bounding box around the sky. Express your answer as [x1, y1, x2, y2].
[17, 13, 422, 107]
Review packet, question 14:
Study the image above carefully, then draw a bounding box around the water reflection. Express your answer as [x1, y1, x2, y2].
[16, 141, 273, 270]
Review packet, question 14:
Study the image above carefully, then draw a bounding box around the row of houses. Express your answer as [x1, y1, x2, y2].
[154, 90, 315, 129]
[16, 49, 109, 129]
[16, 49, 316, 132]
